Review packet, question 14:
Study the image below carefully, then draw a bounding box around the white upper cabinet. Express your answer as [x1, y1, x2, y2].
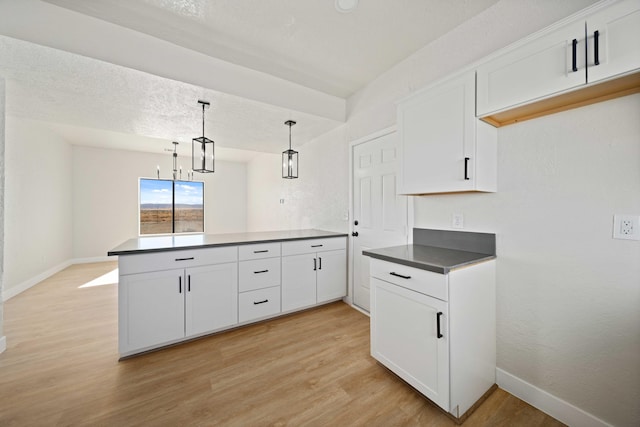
[587, 0, 640, 83]
[477, 0, 640, 118]
[476, 21, 586, 116]
[398, 71, 497, 195]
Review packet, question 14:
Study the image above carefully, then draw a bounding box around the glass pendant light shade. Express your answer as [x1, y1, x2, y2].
[192, 100, 215, 173]
[282, 120, 298, 179]
[192, 135, 214, 173]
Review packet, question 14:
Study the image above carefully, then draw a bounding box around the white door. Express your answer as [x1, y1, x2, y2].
[317, 249, 347, 302]
[185, 263, 238, 337]
[370, 278, 450, 411]
[120, 269, 185, 353]
[352, 131, 408, 311]
[587, 0, 640, 83]
[281, 253, 317, 311]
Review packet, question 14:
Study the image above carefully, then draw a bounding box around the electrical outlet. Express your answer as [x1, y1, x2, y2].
[452, 213, 464, 229]
[613, 214, 640, 240]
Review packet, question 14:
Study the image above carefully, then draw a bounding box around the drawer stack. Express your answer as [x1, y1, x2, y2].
[238, 242, 282, 323]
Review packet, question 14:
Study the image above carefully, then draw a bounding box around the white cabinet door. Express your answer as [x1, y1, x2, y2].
[119, 269, 185, 353]
[317, 249, 347, 303]
[371, 277, 450, 411]
[281, 253, 317, 311]
[399, 71, 495, 194]
[185, 263, 238, 337]
[476, 20, 586, 116]
[587, 0, 640, 83]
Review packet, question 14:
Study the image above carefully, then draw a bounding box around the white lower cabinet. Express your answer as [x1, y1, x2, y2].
[117, 236, 346, 357]
[281, 238, 347, 312]
[119, 262, 238, 355]
[371, 277, 450, 409]
[370, 258, 496, 419]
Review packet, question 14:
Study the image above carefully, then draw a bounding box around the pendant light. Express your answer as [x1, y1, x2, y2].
[192, 100, 215, 173]
[282, 120, 298, 179]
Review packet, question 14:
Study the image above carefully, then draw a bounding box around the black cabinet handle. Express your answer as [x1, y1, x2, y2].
[253, 250, 269, 253]
[390, 272, 411, 279]
[354, 220, 359, 226]
[352, 231, 359, 237]
[437, 312, 443, 339]
[464, 157, 470, 180]
[311, 244, 323, 248]
[313, 258, 317, 271]
[572, 38, 578, 72]
[254, 270, 269, 274]
[179, 276, 182, 293]
[187, 275, 191, 292]
[594, 30, 600, 66]
[253, 299, 269, 305]
[175, 257, 194, 261]
[318, 257, 322, 270]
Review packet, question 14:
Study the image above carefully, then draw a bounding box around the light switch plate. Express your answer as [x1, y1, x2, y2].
[452, 213, 464, 229]
[613, 214, 640, 240]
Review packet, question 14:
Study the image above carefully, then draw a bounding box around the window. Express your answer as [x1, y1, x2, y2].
[139, 178, 204, 235]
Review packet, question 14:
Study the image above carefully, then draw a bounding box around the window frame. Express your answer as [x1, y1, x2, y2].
[138, 178, 205, 236]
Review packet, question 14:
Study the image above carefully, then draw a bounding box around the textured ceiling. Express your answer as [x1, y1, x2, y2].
[0, 36, 340, 157]
[42, 0, 502, 98]
[0, 0, 504, 160]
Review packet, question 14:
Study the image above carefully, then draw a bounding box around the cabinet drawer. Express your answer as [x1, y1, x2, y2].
[239, 286, 281, 323]
[238, 242, 281, 260]
[370, 259, 448, 301]
[281, 237, 346, 256]
[238, 258, 281, 292]
[119, 246, 238, 275]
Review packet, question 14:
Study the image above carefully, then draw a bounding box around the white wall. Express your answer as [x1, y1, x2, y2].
[3, 117, 73, 296]
[342, 1, 638, 426]
[72, 145, 247, 259]
[247, 125, 348, 233]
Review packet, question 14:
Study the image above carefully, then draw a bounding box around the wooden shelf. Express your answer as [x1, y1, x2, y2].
[479, 71, 640, 128]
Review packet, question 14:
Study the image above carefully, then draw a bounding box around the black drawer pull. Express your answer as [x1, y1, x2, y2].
[175, 257, 194, 261]
[253, 299, 269, 305]
[390, 272, 411, 279]
[594, 30, 600, 66]
[571, 38, 578, 72]
[254, 270, 269, 274]
[311, 244, 323, 248]
[464, 157, 470, 180]
[253, 250, 269, 253]
[437, 312, 443, 339]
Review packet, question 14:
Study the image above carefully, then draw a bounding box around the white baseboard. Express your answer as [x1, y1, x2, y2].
[496, 368, 613, 427]
[0, 336, 6, 354]
[72, 256, 114, 264]
[2, 260, 73, 301]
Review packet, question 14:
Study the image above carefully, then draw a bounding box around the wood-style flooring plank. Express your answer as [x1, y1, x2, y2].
[0, 262, 565, 426]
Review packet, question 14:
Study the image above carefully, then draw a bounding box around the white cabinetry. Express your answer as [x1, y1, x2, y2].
[238, 242, 282, 323]
[477, 0, 640, 117]
[118, 246, 238, 356]
[398, 71, 496, 195]
[281, 238, 347, 312]
[370, 258, 496, 419]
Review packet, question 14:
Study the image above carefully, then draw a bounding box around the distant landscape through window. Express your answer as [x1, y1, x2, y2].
[139, 178, 204, 235]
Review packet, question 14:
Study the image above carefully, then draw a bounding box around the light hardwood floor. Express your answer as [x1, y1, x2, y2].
[0, 262, 565, 426]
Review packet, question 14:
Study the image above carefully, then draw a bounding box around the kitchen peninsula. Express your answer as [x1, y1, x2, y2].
[108, 229, 347, 358]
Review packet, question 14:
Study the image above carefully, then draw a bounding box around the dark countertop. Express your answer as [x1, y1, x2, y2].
[362, 244, 495, 274]
[108, 229, 347, 256]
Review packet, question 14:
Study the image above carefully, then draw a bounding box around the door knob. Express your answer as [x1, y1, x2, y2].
[354, 220, 359, 226]
[352, 232, 359, 237]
